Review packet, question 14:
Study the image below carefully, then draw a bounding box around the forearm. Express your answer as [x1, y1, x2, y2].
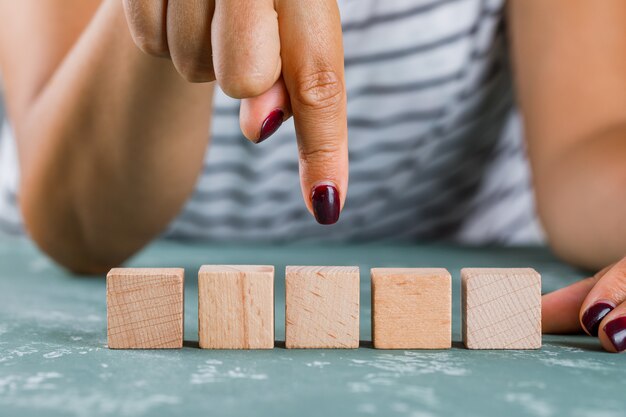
[11, 1, 213, 272]
[534, 124, 626, 270]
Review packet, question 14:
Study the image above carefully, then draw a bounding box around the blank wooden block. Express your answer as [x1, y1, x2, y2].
[198, 265, 274, 349]
[371, 268, 451, 349]
[107, 268, 184, 349]
[285, 266, 359, 349]
[462, 268, 541, 349]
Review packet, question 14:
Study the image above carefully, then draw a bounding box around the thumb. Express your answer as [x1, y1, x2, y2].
[239, 78, 292, 143]
[542, 267, 608, 334]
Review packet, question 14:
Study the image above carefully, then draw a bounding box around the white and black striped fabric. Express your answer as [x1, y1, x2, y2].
[0, 0, 545, 244]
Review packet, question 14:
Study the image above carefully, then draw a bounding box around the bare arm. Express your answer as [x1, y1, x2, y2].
[510, 0, 626, 270]
[0, 0, 349, 273]
[0, 0, 214, 273]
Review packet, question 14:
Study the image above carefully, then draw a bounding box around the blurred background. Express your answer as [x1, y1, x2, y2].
[0, 78, 18, 237]
[0, 79, 4, 126]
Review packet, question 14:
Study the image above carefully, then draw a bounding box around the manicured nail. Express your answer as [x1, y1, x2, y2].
[582, 302, 614, 336]
[604, 316, 626, 352]
[311, 184, 340, 225]
[258, 109, 284, 143]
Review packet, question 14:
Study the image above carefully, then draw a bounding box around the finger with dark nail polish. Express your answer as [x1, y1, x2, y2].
[582, 302, 614, 336]
[311, 184, 340, 225]
[604, 316, 626, 352]
[257, 109, 284, 143]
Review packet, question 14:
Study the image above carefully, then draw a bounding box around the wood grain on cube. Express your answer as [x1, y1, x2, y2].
[285, 266, 359, 349]
[198, 265, 274, 349]
[107, 268, 184, 349]
[462, 268, 541, 350]
[371, 268, 451, 349]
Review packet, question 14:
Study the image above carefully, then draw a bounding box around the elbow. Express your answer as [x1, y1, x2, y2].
[536, 196, 601, 271]
[14, 124, 152, 274]
[533, 126, 626, 271]
[536, 193, 624, 272]
[544, 233, 599, 273]
[28, 232, 127, 276]
[53, 246, 123, 275]
[542, 223, 624, 273]
[54, 254, 120, 276]
[20, 188, 132, 275]
[26, 222, 125, 276]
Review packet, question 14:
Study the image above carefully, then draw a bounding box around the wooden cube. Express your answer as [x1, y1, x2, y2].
[107, 268, 184, 349]
[198, 265, 274, 349]
[371, 268, 451, 349]
[462, 268, 541, 349]
[285, 266, 359, 349]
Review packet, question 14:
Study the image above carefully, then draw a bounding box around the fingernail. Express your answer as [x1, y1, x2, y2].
[257, 109, 284, 143]
[604, 316, 626, 352]
[582, 302, 614, 336]
[311, 184, 340, 225]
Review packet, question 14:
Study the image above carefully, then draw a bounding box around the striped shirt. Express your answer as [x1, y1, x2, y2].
[0, 0, 545, 245]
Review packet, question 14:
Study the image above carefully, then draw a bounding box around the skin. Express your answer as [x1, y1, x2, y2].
[0, 0, 347, 273]
[0, 0, 626, 351]
[509, 0, 626, 352]
[0, 0, 215, 273]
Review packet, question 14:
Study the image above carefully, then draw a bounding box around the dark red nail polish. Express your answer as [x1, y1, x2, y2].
[604, 316, 626, 352]
[582, 302, 614, 336]
[258, 109, 284, 143]
[311, 184, 340, 225]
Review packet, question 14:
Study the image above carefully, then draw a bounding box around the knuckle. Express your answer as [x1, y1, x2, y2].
[294, 69, 344, 111]
[614, 270, 626, 297]
[299, 140, 342, 165]
[134, 35, 169, 57]
[219, 72, 275, 99]
[123, 3, 169, 57]
[174, 59, 215, 83]
[594, 264, 614, 278]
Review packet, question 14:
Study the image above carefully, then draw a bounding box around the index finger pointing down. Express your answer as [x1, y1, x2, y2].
[276, 0, 348, 225]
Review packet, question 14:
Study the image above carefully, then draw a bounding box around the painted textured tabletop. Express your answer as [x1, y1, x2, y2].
[0, 235, 624, 417]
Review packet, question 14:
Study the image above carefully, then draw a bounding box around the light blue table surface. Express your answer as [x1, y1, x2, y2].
[0, 235, 624, 417]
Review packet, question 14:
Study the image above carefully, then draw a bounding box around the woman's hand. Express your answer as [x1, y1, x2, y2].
[122, 0, 348, 224]
[543, 259, 626, 352]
